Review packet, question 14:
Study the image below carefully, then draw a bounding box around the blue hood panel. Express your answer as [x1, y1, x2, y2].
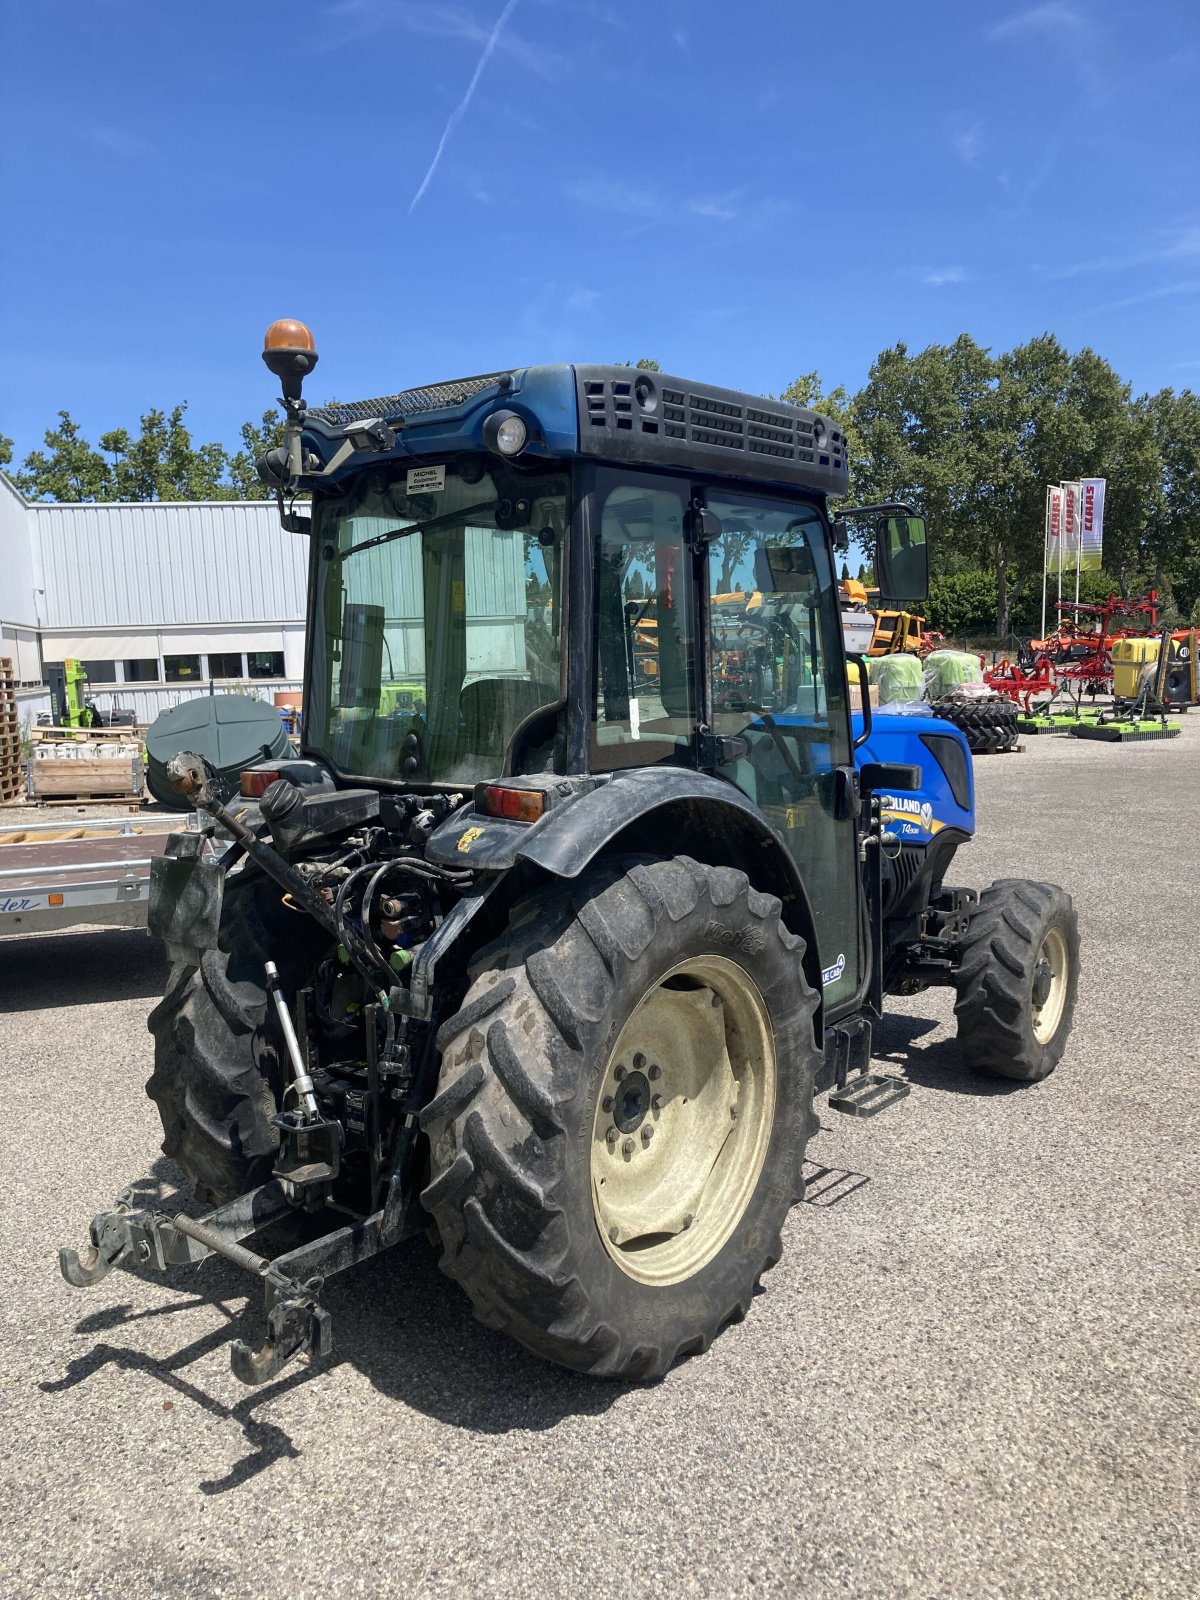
[853, 711, 975, 843]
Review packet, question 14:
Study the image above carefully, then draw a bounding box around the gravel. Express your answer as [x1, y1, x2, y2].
[1, 720, 1196, 1600]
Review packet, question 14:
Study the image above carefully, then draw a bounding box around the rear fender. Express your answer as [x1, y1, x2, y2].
[513, 771, 825, 1024]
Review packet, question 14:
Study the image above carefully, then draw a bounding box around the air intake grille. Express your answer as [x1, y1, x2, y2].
[310, 373, 508, 428]
[576, 365, 847, 494]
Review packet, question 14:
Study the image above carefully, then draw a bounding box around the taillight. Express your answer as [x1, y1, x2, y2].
[482, 784, 545, 823]
[241, 769, 281, 798]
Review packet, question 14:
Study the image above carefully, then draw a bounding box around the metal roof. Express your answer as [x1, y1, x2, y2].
[28, 498, 307, 629]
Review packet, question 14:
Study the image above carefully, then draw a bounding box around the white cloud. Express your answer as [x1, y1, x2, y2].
[987, 4, 1103, 92]
[1073, 279, 1200, 317]
[407, 0, 521, 215]
[86, 125, 152, 161]
[323, 0, 563, 79]
[566, 179, 783, 228]
[1045, 224, 1200, 279]
[949, 118, 984, 167]
[919, 266, 970, 287]
[988, 3, 1090, 44]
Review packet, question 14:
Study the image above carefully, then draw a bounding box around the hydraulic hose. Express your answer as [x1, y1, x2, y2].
[166, 752, 339, 939]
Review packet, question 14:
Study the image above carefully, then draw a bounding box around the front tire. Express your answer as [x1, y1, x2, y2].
[954, 879, 1079, 1082]
[420, 855, 819, 1379]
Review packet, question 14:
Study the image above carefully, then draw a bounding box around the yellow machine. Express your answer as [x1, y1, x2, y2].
[868, 608, 934, 656]
[1112, 631, 1198, 703]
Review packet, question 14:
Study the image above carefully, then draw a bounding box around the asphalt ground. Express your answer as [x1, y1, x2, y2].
[1, 718, 1196, 1600]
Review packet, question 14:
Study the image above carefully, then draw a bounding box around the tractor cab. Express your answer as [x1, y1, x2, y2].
[269, 349, 928, 1014]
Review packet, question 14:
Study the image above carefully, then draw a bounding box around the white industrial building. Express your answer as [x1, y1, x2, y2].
[0, 471, 306, 723]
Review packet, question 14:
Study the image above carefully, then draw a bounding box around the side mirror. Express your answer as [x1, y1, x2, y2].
[859, 760, 922, 794]
[832, 518, 850, 553]
[875, 514, 928, 604]
[684, 503, 722, 548]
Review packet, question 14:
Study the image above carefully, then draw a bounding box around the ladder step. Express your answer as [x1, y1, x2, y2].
[828, 1072, 910, 1118]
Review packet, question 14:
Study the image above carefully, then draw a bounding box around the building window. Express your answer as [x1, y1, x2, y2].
[124, 658, 159, 682]
[208, 651, 244, 678]
[164, 654, 202, 682]
[78, 660, 117, 683]
[247, 650, 285, 679]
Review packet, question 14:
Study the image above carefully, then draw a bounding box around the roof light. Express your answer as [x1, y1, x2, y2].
[262, 319, 319, 401]
[263, 318, 315, 353]
[483, 410, 528, 456]
[482, 784, 545, 823]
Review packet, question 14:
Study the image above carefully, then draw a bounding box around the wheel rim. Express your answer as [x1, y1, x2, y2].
[1031, 926, 1069, 1045]
[590, 955, 777, 1287]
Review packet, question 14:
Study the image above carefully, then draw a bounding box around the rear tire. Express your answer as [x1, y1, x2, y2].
[954, 880, 1079, 1082]
[146, 867, 324, 1204]
[420, 855, 819, 1379]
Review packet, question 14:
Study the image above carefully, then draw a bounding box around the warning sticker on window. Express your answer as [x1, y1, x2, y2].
[407, 464, 445, 494]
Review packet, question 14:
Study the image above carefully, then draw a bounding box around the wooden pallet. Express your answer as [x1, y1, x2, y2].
[32, 793, 144, 809]
[28, 726, 141, 745]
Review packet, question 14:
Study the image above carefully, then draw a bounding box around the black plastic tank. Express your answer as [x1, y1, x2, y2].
[145, 695, 292, 810]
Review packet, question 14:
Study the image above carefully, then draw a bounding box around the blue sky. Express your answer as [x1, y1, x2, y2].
[1, 0, 1198, 464]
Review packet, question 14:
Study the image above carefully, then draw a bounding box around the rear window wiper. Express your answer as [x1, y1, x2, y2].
[338, 499, 495, 558]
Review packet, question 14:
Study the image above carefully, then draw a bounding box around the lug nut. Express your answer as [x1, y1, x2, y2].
[730, 1104, 739, 1119]
[651, 1094, 663, 1111]
[642, 1125, 654, 1144]
[609, 1226, 619, 1243]
[602, 1095, 614, 1112]
[606, 1127, 619, 1146]
[614, 1064, 626, 1082]
[648, 1064, 662, 1081]
[623, 1137, 635, 1156]
[633, 1052, 646, 1070]
[682, 1212, 694, 1230]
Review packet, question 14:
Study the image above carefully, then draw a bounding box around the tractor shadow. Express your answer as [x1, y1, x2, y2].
[0, 925, 168, 1011]
[43, 1161, 626, 1493]
[872, 1012, 1025, 1097]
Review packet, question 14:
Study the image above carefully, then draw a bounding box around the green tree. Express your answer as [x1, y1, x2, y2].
[227, 409, 286, 497]
[1140, 388, 1200, 614]
[0, 435, 12, 470]
[12, 404, 285, 503]
[777, 371, 859, 495]
[99, 403, 236, 501]
[13, 411, 113, 500]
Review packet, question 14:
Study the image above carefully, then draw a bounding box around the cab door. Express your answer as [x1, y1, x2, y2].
[705, 491, 863, 1012]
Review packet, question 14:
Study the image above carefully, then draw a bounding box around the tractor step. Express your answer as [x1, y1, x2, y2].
[828, 1072, 910, 1118]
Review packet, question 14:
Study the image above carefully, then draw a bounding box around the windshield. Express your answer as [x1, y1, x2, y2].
[308, 460, 568, 785]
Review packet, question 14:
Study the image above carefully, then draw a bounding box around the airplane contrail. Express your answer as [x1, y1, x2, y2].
[408, 0, 520, 215]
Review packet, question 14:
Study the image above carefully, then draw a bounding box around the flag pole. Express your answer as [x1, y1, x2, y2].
[1057, 483, 1064, 629]
[1041, 485, 1050, 642]
[1074, 481, 1082, 611]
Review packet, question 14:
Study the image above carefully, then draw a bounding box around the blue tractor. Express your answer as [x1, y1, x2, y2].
[60, 327, 1080, 1384]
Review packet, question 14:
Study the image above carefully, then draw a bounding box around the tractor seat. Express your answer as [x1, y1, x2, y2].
[458, 677, 555, 765]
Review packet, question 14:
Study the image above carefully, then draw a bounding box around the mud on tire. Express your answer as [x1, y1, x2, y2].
[954, 879, 1079, 1082]
[146, 867, 326, 1205]
[420, 854, 820, 1380]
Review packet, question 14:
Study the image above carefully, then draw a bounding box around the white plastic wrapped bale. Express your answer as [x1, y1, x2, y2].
[870, 652, 926, 706]
[922, 649, 989, 701]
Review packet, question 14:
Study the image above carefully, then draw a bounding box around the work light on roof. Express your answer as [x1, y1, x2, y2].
[483, 410, 528, 457]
